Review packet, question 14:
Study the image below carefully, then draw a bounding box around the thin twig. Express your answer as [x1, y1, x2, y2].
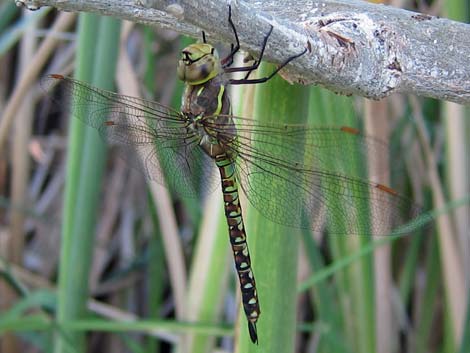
[410, 95, 465, 345]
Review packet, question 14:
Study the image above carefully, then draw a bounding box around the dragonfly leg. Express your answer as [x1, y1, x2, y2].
[222, 4, 275, 75]
[221, 5, 241, 67]
[224, 25, 273, 77]
[228, 46, 307, 85]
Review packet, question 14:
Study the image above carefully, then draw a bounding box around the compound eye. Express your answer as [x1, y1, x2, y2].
[177, 45, 219, 84]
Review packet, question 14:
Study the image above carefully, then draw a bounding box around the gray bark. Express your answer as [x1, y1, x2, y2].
[15, 0, 470, 104]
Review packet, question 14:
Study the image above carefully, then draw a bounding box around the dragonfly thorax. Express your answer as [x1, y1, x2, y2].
[187, 115, 237, 160]
[179, 43, 235, 161]
[180, 61, 235, 161]
[177, 43, 222, 85]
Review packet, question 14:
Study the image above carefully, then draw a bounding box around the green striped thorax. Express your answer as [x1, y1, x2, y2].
[177, 43, 222, 85]
[177, 42, 237, 160]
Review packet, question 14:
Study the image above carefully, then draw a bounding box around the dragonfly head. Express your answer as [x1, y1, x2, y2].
[177, 43, 221, 85]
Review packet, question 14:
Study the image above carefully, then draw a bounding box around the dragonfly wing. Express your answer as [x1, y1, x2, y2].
[42, 75, 184, 131]
[43, 75, 218, 198]
[207, 116, 426, 235]
[210, 117, 424, 236]
[226, 117, 391, 182]
[154, 141, 219, 197]
[98, 115, 218, 197]
[236, 158, 423, 235]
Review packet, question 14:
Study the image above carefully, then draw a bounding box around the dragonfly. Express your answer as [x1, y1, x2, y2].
[43, 6, 424, 344]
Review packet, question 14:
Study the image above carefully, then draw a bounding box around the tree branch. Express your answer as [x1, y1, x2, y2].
[15, 0, 470, 104]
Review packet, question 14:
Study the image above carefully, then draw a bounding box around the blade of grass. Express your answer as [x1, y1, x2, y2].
[55, 14, 121, 353]
[299, 198, 467, 291]
[301, 86, 353, 353]
[458, 289, 470, 353]
[1, 317, 232, 337]
[414, 234, 440, 353]
[2, 10, 37, 353]
[186, 190, 232, 351]
[300, 227, 349, 353]
[0, 11, 75, 171]
[54, 13, 99, 353]
[0, 6, 49, 56]
[145, 193, 165, 353]
[0, 2, 19, 34]
[443, 3, 470, 350]
[411, 95, 466, 350]
[116, 31, 188, 348]
[141, 29, 166, 353]
[309, 87, 376, 353]
[0, 290, 56, 322]
[236, 62, 309, 352]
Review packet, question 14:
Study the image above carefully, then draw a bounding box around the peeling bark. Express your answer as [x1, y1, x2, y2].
[14, 0, 470, 104]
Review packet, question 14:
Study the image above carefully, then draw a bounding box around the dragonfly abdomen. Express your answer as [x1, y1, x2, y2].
[216, 155, 259, 344]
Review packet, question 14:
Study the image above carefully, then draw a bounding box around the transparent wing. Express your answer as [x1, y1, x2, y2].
[43, 76, 427, 235]
[42, 75, 218, 197]
[210, 116, 390, 181]
[208, 116, 425, 236]
[236, 161, 423, 235]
